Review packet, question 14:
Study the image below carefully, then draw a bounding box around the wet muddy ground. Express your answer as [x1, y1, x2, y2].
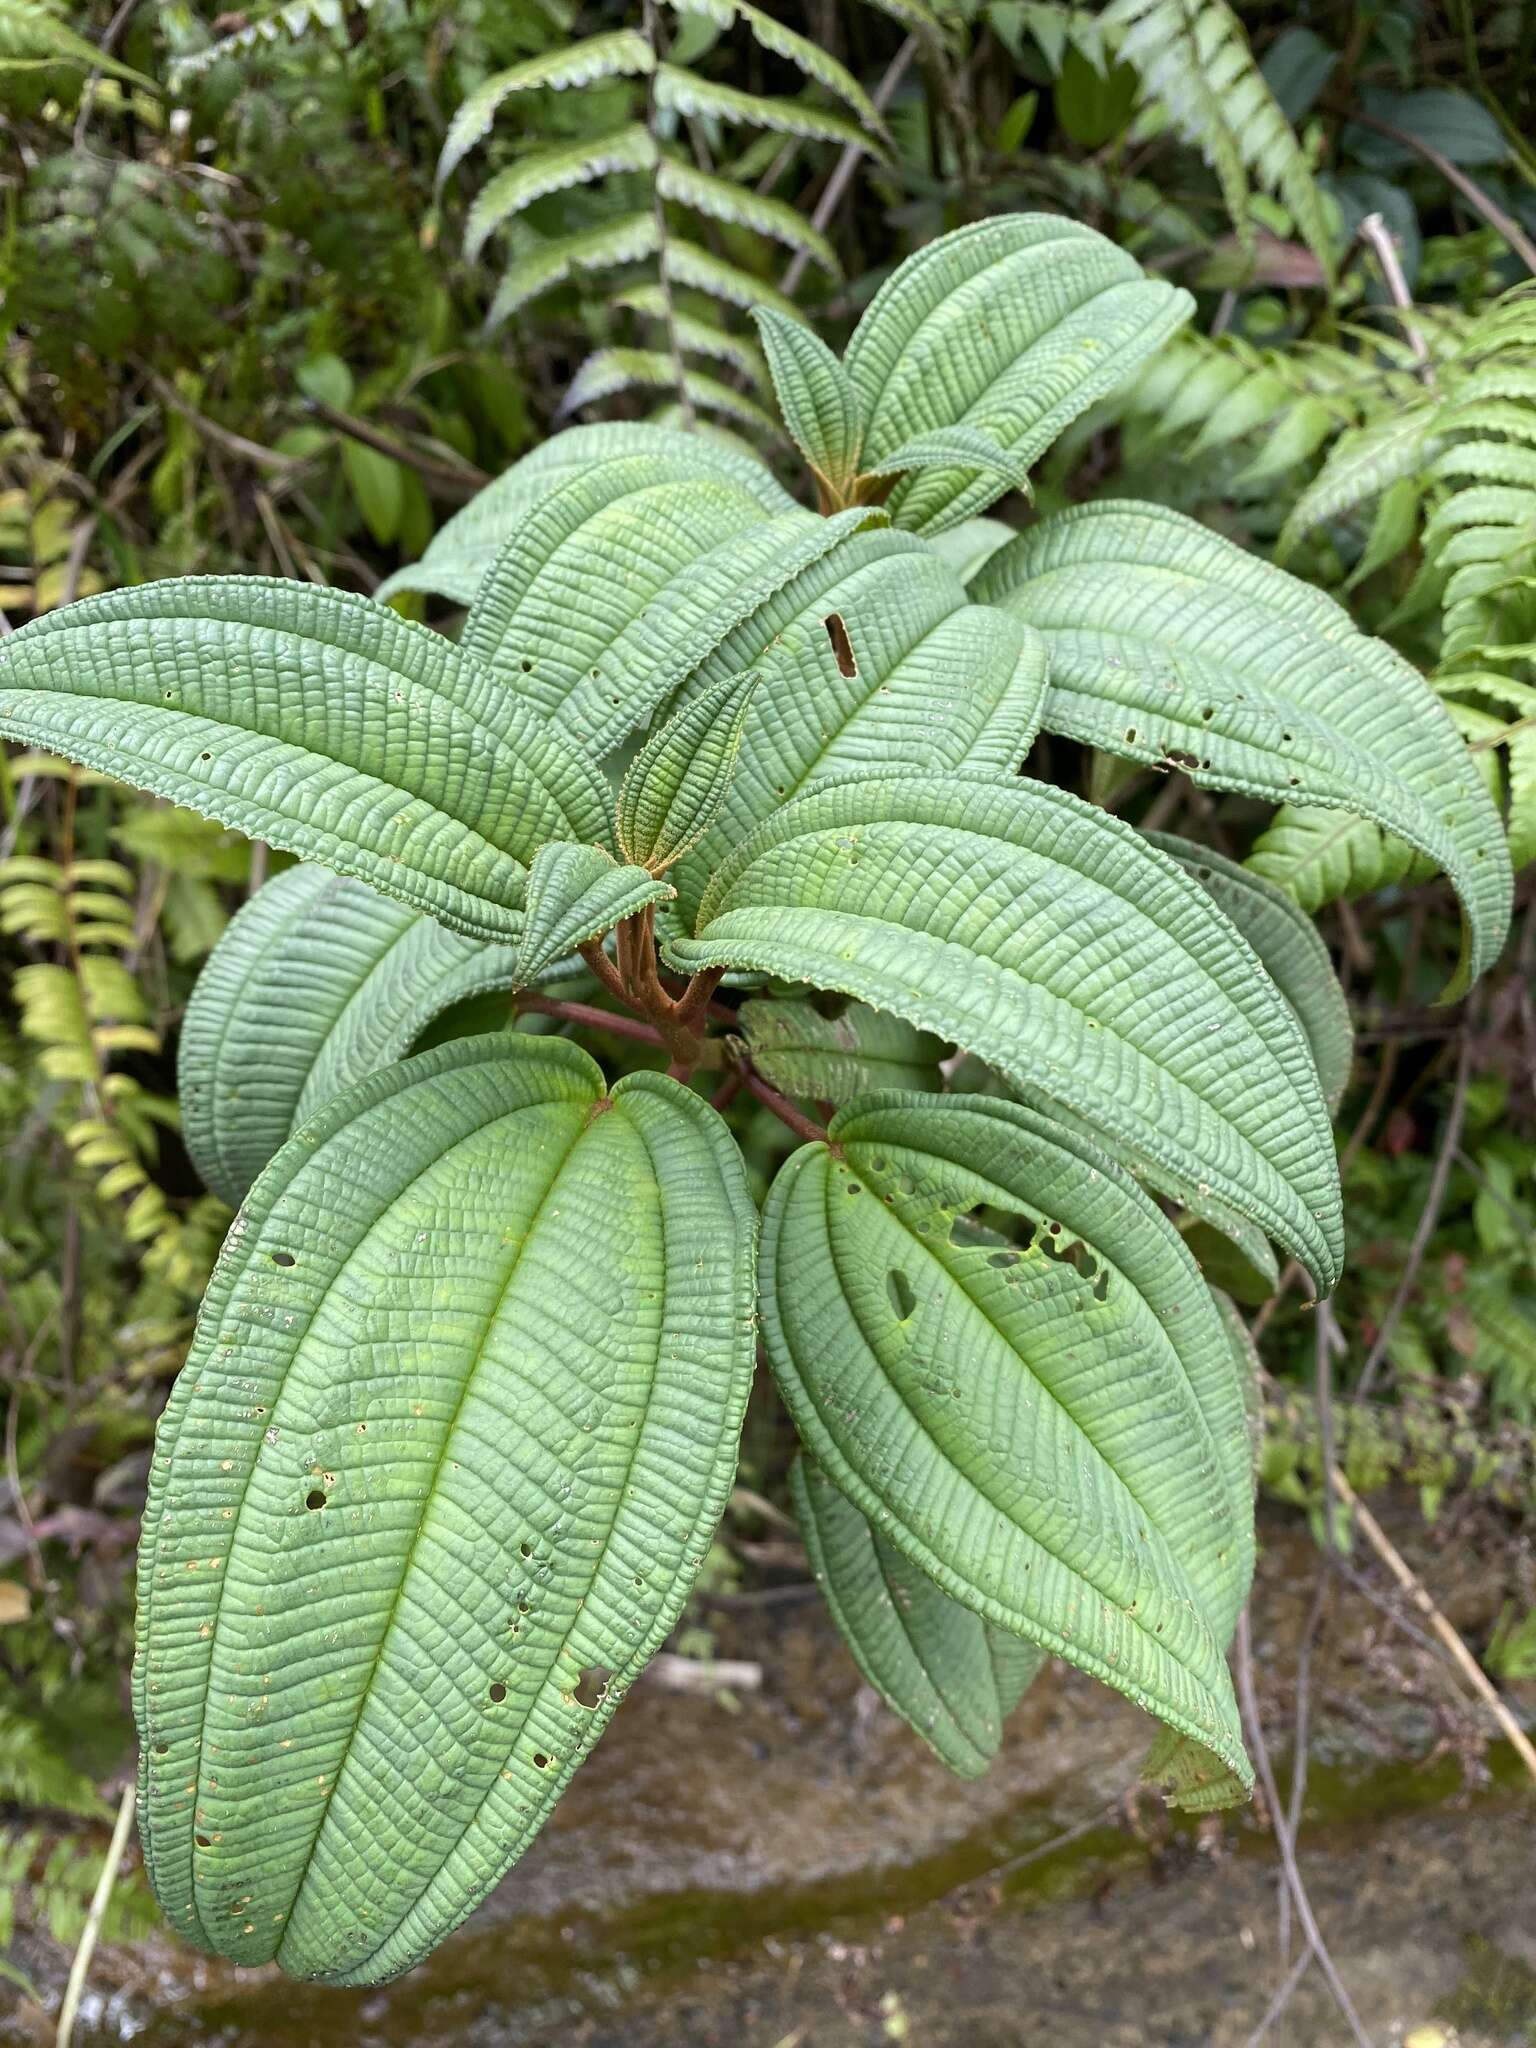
[4, 1503, 1534, 2047]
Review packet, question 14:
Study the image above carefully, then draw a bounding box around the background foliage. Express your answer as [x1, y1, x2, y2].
[2, 0, 1534, 2001]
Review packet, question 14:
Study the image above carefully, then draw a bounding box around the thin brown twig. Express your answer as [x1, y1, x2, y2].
[1243, 1946, 1315, 2048]
[1330, 106, 1536, 275]
[1356, 212, 1433, 382]
[1330, 1470, 1536, 1786]
[1315, 1302, 1344, 1553]
[1355, 1031, 1474, 1401]
[1278, 1569, 1330, 1966]
[55, 1781, 136, 2048]
[780, 37, 917, 298]
[515, 995, 666, 1047]
[147, 372, 296, 474]
[1234, 1607, 1376, 2048]
[298, 397, 489, 499]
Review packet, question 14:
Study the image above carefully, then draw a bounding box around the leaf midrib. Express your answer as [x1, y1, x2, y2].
[271, 1100, 595, 1965]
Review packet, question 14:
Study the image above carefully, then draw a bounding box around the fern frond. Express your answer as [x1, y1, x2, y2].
[663, 237, 803, 322]
[464, 128, 658, 262]
[1246, 805, 1432, 911]
[1015, 2, 1117, 72]
[1121, 331, 1382, 487]
[613, 285, 768, 380]
[562, 349, 778, 434]
[663, 0, 884, 133]
[656, 157, 840, 275]
[1278, 405, 1443, 558]
[0, 854, 136, 949]
[165, 0, 359, 84]
[485, 213, 661, 330]
[654, 64, 882, 155]
[1102, 0, 1334, 277]
[0, 1710, 106, 1821]
[855, 0, 956, 45]
[438, 30, 655, 187]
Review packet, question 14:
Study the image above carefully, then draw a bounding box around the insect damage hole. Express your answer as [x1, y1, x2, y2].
[488, 1682, 507, 1704]
[823, 612, 858, 677]
[305, 1488, 327, 1511]
[574, 1666, 611, 1708]
[886, 1269, 917, 1322]
[270, 1250, 296, 1268]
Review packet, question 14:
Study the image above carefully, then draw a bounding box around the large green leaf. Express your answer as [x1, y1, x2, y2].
[374, 425, 796, 607]
[761, 1092, 1255, 1780]
[842, 215, 1192, 534]
[667, 533, 1049, 925]
[1143, 832, 1354, 1111]
[460, 466, 874, 753]
[944, 1058, 1281, 1292]
[179, 866, 524, 1210]
[135, 1034, 757, 1985]
[975, 500, 1513, 992]
[791, 1455, 1042, 1779]
[0, 579, 612, 941]
[668, 772, 1343, 1292]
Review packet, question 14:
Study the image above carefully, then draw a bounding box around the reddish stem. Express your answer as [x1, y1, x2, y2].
[578, 939, 627, 1003]
[517, 995, 666, 1046]
[740, 1066, 831, 1147]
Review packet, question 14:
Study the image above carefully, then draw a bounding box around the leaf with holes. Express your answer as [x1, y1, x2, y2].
[761, 1091, 1255, 1782]
[37, 213, 1515, 1981]
[134, 1034, 757, 1985]
[791, 1455, 1042, 1779]
[669, 772, 1342, 1293]
[0, 579, 612, 941]
[663, 533, 1049, 925]
[976, 499, 1513, 993]
[459, 466, 872, 754]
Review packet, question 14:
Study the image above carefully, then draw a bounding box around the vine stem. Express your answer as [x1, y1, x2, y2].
[55, 1781, 135, 2048]
[1354, 1030, 1473, 1401]
[1355, 212, 1433, 384]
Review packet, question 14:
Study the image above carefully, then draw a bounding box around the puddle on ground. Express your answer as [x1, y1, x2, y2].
[4, 1511, 1533, 2048]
